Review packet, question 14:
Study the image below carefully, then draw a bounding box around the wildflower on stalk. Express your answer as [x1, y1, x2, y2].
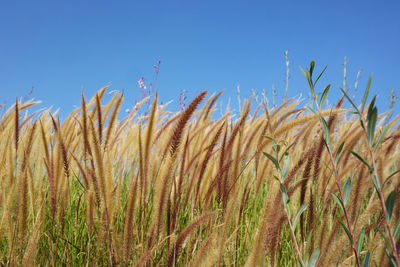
[138, 77, 146, 89]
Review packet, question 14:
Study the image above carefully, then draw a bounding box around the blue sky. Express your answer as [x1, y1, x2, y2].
[0, 0, 399, 118]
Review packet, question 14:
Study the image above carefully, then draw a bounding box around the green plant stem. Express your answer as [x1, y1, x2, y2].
[361, 117, 400, 266]
[312, 94, 361, 267]
[326, 146, 361, 267]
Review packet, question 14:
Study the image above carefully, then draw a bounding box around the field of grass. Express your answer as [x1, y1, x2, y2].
[0, 62, 399, 266]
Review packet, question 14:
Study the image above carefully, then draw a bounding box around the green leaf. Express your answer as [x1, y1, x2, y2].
[383, 169, 400, 188]
[292, 203, 308, 228]
[340, 221, 354, 245]
[340, 87, 360, 115]
[319, 85, 330, 108]
[384, 248, 397, 267]
[280, 185, 288, 205]
[279, 142, 294, 163]
[320, 117, 330, 147]
[370, 174, 381, 193]
[300, 66, 308, 79]
[307, 249, 320, 267]
[385, 190, 397, 222]
[262, 135, 274, 141]
[282, 154, 290, 181]
[305, 230, 313, 259]
[348, 149, 373, 171]
[360, 119, 366, 131]
[331, 193, 345, 213]
[306, 105, 319, 119]
[367, 106, 377, 146]
[374, 124, 390, 152]
[335, 141, 345, 165]
[357, 228, 365, 256]
[263, 152, 281, 172]
[361, 75, 372, 113]
[314, 65, 328, 87]
[309, 61, 315, 77]
[367, 95, 376, 115]
[375, 223, 392, 247]
[394, 217, 400, 238]
[343, 176, 352, 206]
[362, 251, 370, 267]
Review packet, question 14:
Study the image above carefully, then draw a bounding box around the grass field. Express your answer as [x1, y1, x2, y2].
[0, 62, 399, 266]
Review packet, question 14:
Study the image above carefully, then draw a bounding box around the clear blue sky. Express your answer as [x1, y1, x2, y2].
[1, 0, 399, 118]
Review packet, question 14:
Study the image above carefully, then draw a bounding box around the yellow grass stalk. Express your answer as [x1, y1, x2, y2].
[104, 92, 123, 148]
[21, 198, 44, 266]
[167, 211, 217, 266]
[123, 171, 138, 261]
[143, 94, 158, 184]
[17, 121, 36, 244]
[95, 93, 103, 144]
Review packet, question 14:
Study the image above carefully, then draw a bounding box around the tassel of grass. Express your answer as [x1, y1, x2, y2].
[134, 235, 171, 267]
[188, 233, 215, 266]
[171, 134, 189, 232]
[14, 98, 19, 153]
[50, 115, 69, 178]
[89, 118, 106, 209]
[203, 90, 223, 122]
[95, 93, 103, 144]
[21, 199, 44, 267]
[123, 172, 138, 261]
[104, 92, 123, 148]
[170, 91, 207, 156]
[81, 93, 92, 161]
[194, 123, 224, 207]
[17, 121, 36, 244]
[299, 147, 315, 241]
[167, 211, 217, 266]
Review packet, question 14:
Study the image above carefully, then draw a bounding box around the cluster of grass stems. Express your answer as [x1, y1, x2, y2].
[0, 62, 400, 266]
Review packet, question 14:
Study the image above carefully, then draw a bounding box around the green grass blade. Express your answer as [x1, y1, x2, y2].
[340, 221, 354, 245]
[383, 169, 400, 188]
[367, 106, 377, 146]
[282, 154, 290, 181]
[332, 193, 345, 213]
[321, 117, 330, 147]
[362, 251, 370, 267]
[384, 248, 396, 267]
[307, 249, 320, 267]
[348, 149, 372, 171]
[394, 218, 400, 238]
[314, 65, 328, 87]
[357, 228, 365, 256]
[343, 177, 352, 206]
[361, 75, 372, 112]
[292, 203, 308, 228]
[263, 152, 281, 172]
[340, 87, 360, 115]
[335, 141, 345, 165]
[385, 190, 397, 222]
[319, 85, 330, 108]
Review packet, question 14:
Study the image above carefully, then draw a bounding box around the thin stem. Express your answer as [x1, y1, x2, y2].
[326, 147, 361, 267]
[361, 117, 400, 266]
[283, 200, 306, 267]
[312, 94, 361, 267]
